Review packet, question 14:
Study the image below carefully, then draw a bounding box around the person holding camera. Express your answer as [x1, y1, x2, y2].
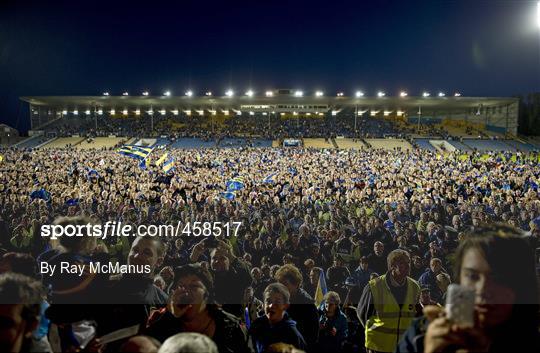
[397, 224, 539, 353]
[317, 291, 348, 353]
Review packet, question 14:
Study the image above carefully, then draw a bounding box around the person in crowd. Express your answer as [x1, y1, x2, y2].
[397, 224, 540, 353]
[357, 249, 420, 353]
[317, 291, 348, 353]
[119, 335, 161, 353]
[418, 258, 446, 304]
[274, 264, 319, 352]
[243, 286, 264, 326]
[367, 241, 387, 275]
[326, 256, 350, 300]
[249, 283, 306, 353]
[144, 264, 251, 353]
[0, 273, 43, 353]
[158, 332, 217, 353]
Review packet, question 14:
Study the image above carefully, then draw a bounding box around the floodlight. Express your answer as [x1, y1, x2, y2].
[337, 92, 344, 97]
[73, 110, 78, 115]
[85, 110, 91, 115]
[147, 109, 154, 115]
[122, 109, 128, 116]
[454, 92, 462, 97]
[422, 92, 430, 97]
[245, 90, 254, 97]
[400, 91, 408, 97]
[355, 91, 364, 97]
[163, 91, 171, 96]
[315, 91, 324, 97]
[172, 109, 179, 115]
[377, 91, 385, 97]
[97, 109, 103, 115]
[249, 111, 254, 116]
[142, 91, 149, 96]
[438, 92, 445, 97]
[62, 110, 68, 115]
[110, 109, 116, 115]
[185, 90, 193, 97]
[135, 109, 141, 115]
[294, 90, 303, 97]
[265, 91, 274, 97]
[122, 92, 129, 96]
[225, 89, 234, 97]
[205, 91, 212, 96]
[103, 92, 110, 96]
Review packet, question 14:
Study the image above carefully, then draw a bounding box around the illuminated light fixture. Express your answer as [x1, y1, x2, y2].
[222, 109, 229, 116]
[294, 90, 303, 97]
[400, 91, 408, 97]
[377, 91, 385, 97]
[358, 109, 368, 116]
[172, 109, 179, 115]
[355, 91, 364, 97]
[135, 109, 141, 116]
[185, 90, 193, 97]
[103, 92, 110, 96]
[97, 109, 103, 115]
[265, 91, 274, 97]
[142, 91, 149, 96]
[122, 109, 128, 116]
[245, 90, 254, 97]
[62, 110, 68, 115]
[236, 110, 242, 116]
[315, 91, 324, 97]
[184, 110, 191, 116]
[454, 92, 462, 97]
[293, 111, 298, 116]
[205, 91, 212, 96]
[110, 109, 116, 115]
[423, 92, 430, 97]
[73, 110, 79, 115]
[438, 92, 445, 97]
[331, 110, 339, 116]
[159, 109, 166, 115]
[249, 111, 254, 116]
[196, 110, 204, 116]
[537, 1, 540, 28]
[147, 109, 154, 115]
[337, 92, 344, 97]
[306, 112, 311, 116]
[225, 89, 234, 97]
[370, 110, 379, 116]
[122, 92, 129, 96]
[209, 109, 217, 115]
[262, 112, 268, 116]
[280, 112, 286, 116]
[397, 110, 404, 116]
[163, 91, 171, 96]
[384, 110, 393, 116]
[85, 110, 91, 115]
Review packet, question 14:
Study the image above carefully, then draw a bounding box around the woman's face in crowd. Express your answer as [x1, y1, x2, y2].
[460, 248, 515, 328]
[171, 274, 208, 317]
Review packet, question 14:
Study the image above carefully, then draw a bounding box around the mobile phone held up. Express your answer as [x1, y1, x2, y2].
[445, 284, 475, 327]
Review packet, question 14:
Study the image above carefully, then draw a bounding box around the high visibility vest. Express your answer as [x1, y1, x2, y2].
[365, 274, 420, 352]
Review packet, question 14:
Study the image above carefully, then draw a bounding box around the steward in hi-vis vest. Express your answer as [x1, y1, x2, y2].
[356, 249, 420, 353]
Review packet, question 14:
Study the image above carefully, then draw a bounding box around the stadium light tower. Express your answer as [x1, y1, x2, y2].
[245, 90, 254, 97]
[185, 90, 193, 97]
[438, 92, 445, 97]
[355, 91, 364, 97]
[164, 91, 171, 96]
[377, 91, 385, 97]
[400, 91, 408, 97]
[225, 89, 234, 97]
[142, 91, 149, 96]
[265, 91, 274, 97]
[294, 90, 304, 97]
[315, 91, 324, 97]
[103, 92, 110, 96]
[422, 92, 430, 97]
[122, 92, 129, 96]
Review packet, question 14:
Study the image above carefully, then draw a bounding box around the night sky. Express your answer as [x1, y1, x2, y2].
[1, 0, 539, 133]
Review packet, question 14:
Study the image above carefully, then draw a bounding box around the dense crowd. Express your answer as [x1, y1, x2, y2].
[0, 146, 539, 353]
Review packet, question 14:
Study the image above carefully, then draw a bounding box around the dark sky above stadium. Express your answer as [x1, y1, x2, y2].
[1, 0, 540, 132]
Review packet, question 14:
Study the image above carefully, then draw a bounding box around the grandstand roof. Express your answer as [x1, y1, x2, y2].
[21, 96, 518, 111]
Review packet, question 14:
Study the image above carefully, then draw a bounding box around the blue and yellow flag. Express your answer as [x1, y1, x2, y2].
[155, 152, 169, 166]
[226, 177, 245, 191]
[117, 145, 153, 160]
[314, 270, 328, 306]
[220, 191, 236, 200]
[162, 157, 175, 173]
[263, 172, 278, 184]
[0, 154, 3, 163]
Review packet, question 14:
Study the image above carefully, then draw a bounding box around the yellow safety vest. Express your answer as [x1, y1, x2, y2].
[365, 274, 420, 352]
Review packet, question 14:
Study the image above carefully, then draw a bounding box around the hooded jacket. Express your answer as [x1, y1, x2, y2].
[249, 312, 306, 353]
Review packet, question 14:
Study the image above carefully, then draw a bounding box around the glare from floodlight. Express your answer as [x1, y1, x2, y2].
[122, 109, 128, 116]
[355, 91, 364, 97]
[85, 110, 91, 115]
[135, 109, 141, 115]
[337, 92, 344, 97]
[62, 110, 68, 115]
[377, 91, 385, 97]
[225, 89, 234, 97]
[185, 90, 193, 97]
[315, 91, 324, 97]
[246, 90, 254, 97]
[423, 92, 430, 97]
[122, 92, 128, 96]
[249, 111, 254, 116]
[164, 91, 171, 96]
[97, 109, 103, 115]
[172, 109, 179, 115]
[265, 91, 274, 97]
[537, 1, 540, 28]
[103, 92, 110, 96]
[438, 92, 445, 97]
[160, 109, 166, 115]
[400, 91, 408, 97]
[142, 91, 149, 96]
[73, 110, 78, 115]
[205, 91, 212, 96]
[147, 109, 154, 115]
[110, 109, 116, 115]
[454, 92, 462, 97]
[294, 90, 303, 97]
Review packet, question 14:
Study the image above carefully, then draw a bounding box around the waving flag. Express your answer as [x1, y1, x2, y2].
[220, 191, 236, 200]
[314, 271, 328, 306]
[263, 172, 278, 184]
[155, 152, 169, 166]
[226, 177, 245, 191]
[117, 145, 153, 160]
[162, 157, 175, 173]
[30, 188, 51, 202]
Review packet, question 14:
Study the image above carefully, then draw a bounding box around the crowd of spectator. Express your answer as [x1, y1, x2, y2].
[0, 145, 539, 352]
